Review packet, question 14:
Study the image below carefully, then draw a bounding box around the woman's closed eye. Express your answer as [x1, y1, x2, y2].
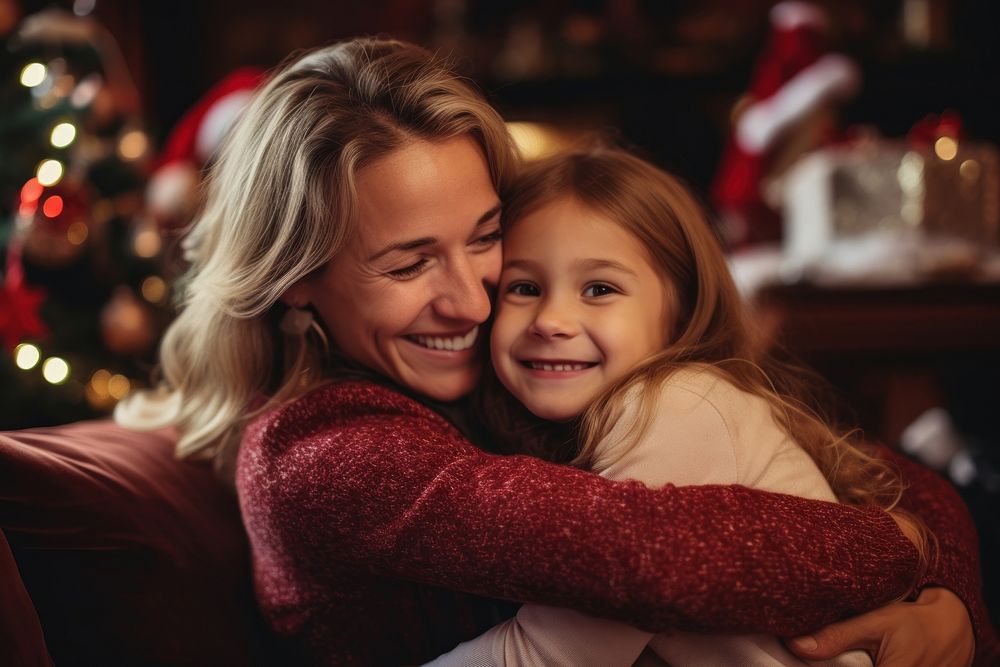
[386, 258, 429, 279]
[582, 282, 619, 298]
[473, 229, 503, 248]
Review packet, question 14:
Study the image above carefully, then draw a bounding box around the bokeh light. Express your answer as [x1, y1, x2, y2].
[934, 136, 958, 161]
[36, 159, 64, 186]
[118, 130, 149, 161]
[14, 344, 41, 370]
[20, 63, 46, 87]
[42, 357, 70, 384]
[141, 276, 167, 303]
[42, 195, 64, 218]
[51, 122, 78, 148]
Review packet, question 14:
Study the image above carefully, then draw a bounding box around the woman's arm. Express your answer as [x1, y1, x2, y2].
[786, 446, 998, 666]
[240, 382, 919, 637]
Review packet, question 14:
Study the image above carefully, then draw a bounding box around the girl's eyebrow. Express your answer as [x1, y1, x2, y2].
[573, 258, 639, 276]
[367, 202, 502, 262]
[502, 257, 639, 277]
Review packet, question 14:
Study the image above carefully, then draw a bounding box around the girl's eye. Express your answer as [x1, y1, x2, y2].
[387, 258, 429, 279]
[507, 282, 539, 297]
[583, 283, 618, 298]
[474, 229, 503, 247]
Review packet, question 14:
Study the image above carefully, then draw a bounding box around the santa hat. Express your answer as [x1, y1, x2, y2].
[147, 67, 265, 229]
[712, 2, 860, 246]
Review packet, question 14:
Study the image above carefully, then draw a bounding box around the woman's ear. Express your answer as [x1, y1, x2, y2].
[279, 279, 310, 309]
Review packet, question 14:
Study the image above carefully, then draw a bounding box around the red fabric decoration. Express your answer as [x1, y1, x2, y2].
[147, 68, 265, 230]
[711, 2, 859, 247]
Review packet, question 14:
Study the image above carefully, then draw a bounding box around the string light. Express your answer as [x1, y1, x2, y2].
[118, 130, 149, 161]
[42, 357, 71, 384]
[67, 221, 89, 245]
[107, 374, 131, 399]
[36, 159, 64, 186]
[141, 276, 167, 303]
[960, 159, 981, 182]
[42, 195, 64, 218]
[89, 369, 111, 398]
[20, 63, 47, 87]
[14, 344, 41, 370]
[73, 0, 97, 17]
[934, 136, 958, 161]
[133, 227, 162, 258]
[51, 122, 77, 148]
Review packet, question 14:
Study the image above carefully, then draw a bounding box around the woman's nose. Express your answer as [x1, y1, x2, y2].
[530, 297, 578, 340]
[432, 254, 495, 323]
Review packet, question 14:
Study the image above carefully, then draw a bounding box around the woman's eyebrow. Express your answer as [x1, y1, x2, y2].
[476, 203, 502, 226]
[367, 202, 502, 262]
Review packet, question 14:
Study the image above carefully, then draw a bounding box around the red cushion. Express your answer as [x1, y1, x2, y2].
[0, 420, 271, 665]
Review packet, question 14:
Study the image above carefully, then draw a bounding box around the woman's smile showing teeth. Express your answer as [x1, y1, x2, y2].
[406, 325, 479, 352]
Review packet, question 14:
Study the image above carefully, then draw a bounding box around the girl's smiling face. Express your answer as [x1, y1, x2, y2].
[491, 195, 674, 421]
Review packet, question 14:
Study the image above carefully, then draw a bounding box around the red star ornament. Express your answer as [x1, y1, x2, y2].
[0, 281, 49, 351]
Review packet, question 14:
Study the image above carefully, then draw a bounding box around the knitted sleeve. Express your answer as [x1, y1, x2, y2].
[241, 382, 919, 637]
[876, 446, 1000, 665]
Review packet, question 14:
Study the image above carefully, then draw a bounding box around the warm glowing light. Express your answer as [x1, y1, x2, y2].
[73, 0, 96, 16]
[141, 276, 167, 303]
[960, 159, 981, 182]
[67, 221, 89, 245]
[42, 357, 70, 384]
[71, 74, 102, 108]
[20, 178, 44, 204]
[507, 122, 564, 161]
[934, 136, 958, 161]
[36, 159, 64, 186]
[14, 344, 41, 370]
[107, 374, 131, 399]
[20, 63, 47, 87]
[51, 122, 77, 148]
[118, 130, 149, 161]
[90, 369, 111, 397]
[133, 228, 162, 258]
[42, 195, 64, 218]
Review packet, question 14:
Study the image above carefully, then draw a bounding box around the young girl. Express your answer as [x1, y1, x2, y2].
[428, 145, 930, 666]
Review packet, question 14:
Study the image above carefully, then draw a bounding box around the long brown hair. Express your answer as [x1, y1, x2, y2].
[488, 144, 932, 569]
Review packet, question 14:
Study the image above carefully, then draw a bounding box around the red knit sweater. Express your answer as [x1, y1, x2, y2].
[236, 380, 997, 666]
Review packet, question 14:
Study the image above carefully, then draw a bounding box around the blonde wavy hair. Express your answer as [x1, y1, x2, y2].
[485, 145, 932, 571]
[115, 38, 517, 475]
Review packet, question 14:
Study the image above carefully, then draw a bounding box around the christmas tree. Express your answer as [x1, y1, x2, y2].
[1, 8, 170, 429]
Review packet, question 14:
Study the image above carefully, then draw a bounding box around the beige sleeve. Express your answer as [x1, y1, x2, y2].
[423, 375, 739, 667]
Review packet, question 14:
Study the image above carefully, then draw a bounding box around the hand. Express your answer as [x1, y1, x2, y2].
[786, 587, 974, 667]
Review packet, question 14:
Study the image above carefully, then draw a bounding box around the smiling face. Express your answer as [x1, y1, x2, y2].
[300, 136, 503, 402]
[491, 195, 674, 421]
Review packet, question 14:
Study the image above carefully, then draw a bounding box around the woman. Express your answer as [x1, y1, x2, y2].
[118, 38, 988, 666]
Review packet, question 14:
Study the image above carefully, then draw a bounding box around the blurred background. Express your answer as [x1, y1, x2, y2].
[1, 0, 999, 623]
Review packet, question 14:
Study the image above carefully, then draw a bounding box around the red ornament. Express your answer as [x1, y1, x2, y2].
[0, 280, 48, 351]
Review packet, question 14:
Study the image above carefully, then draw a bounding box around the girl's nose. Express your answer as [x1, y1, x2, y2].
[529, 297, 578, 340]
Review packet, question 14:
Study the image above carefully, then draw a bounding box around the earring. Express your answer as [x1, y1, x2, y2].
[280, 306, 314, 335]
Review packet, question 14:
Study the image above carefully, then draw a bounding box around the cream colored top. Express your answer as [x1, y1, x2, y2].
[425, 366, 872, 667]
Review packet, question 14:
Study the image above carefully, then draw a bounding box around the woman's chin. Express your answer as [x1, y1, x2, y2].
[398, 365, 482, 403]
